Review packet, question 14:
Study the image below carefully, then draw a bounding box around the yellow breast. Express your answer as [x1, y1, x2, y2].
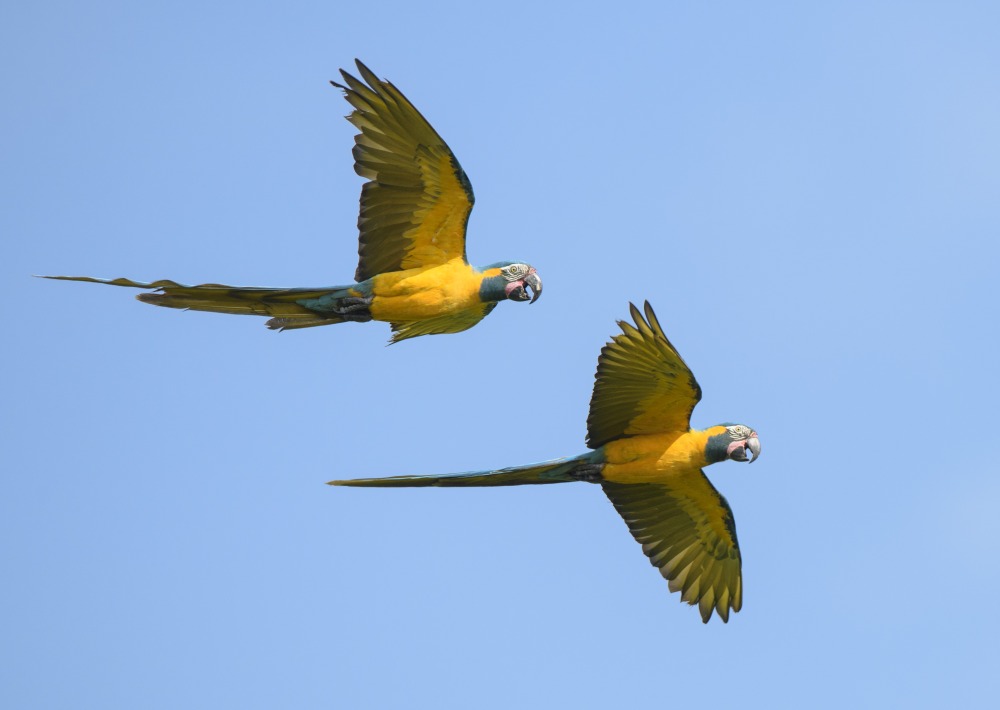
[601, 428, 721, 484]
[369, 260, 484, 322]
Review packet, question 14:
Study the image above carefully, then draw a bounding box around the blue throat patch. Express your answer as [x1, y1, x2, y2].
[705, 429, 734, 464]
[478, 273, 510, 302]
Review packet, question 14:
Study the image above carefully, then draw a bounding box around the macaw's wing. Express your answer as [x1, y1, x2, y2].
[389, 303, 497, 344]
[335, 60, 475, 282]
[603, 473, 742, 623]
[586, 301, 702, 449]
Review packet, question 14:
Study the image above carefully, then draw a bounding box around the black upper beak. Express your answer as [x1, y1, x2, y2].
[728, 435, 761, 463]
[524, 272, 542, 304]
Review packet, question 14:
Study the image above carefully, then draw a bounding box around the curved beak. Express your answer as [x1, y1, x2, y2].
[524, 271, 542, 304]
[503, 270, 543, 303]
[725, 432, 761, 463]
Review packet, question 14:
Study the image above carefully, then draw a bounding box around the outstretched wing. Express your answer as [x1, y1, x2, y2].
[335, 60, 475, 282]
[603, 473, 742, 623]
[586, 301, 702, 449]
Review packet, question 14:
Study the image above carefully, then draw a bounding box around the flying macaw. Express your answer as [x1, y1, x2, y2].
[331, 302, 761, 623]
[43, 60, 542, 343]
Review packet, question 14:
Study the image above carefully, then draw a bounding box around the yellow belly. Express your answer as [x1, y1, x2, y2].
[601, 429, 717, 483]
[369, 260, 484, 322]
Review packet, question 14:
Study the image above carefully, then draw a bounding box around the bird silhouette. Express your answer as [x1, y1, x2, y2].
[43, 60, 541, 343]
[332, 302, 760, 622]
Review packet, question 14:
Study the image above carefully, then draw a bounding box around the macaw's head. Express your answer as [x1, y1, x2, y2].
[706, 424, 761, 464]
[479, 262, 543, 304]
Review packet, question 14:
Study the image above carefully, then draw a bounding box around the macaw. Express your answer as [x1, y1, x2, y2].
[331, 302, 761, 623]
[43, 60, 542, 343]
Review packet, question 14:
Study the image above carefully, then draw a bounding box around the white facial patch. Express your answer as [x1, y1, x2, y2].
[727, 424, 752, 440]
[501, 264, 528, 282]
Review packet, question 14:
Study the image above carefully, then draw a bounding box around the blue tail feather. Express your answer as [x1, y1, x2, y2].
[329, 453, 600, 488]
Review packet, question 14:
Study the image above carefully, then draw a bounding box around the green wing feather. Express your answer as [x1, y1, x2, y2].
[603, 474, 742, 623]
[586, 301, 702, 449]
[335, 60, 475, 282]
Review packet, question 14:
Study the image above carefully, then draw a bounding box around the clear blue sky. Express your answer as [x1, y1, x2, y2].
[4, 1, 999, 707]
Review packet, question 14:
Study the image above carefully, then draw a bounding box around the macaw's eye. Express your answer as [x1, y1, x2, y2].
[503, 264, 527, 280]
[727, 425, 751, 440]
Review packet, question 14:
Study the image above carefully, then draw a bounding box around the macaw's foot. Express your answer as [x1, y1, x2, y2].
[571, 463, 605, 483]
[333, 296, 373, 322]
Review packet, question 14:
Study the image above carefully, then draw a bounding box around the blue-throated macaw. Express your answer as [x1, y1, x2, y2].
[331, 302, 761, 623]
[43, 60, 542, 343]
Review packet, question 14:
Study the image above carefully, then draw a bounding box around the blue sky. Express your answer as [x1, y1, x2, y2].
[3, 1, 999, 707]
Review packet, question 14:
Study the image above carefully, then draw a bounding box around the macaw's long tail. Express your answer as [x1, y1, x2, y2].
[40, 275, 372, 331]
[329, 454, 602, 488]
